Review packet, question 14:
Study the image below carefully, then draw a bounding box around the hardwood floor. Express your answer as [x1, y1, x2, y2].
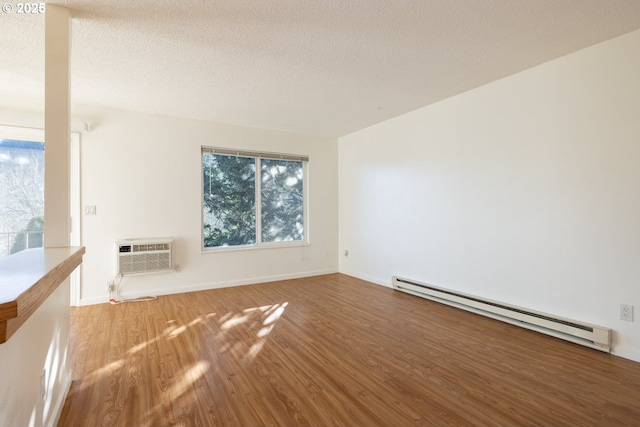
[58, 273, 640, 426]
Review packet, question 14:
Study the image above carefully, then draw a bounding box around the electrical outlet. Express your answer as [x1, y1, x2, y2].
[620, 304, 634, 322]
[107, 281, 115, 292]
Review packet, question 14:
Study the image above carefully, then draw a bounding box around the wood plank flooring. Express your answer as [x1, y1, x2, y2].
[58, 273, 640, 426]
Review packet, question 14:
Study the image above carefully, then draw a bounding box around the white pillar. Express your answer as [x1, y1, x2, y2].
[44, 5, 71, 247]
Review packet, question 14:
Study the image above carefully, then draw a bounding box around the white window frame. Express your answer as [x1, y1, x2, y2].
[201, 146, 309, 252]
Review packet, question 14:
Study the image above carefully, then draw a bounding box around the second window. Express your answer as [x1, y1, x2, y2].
[202, 147, 307, 249]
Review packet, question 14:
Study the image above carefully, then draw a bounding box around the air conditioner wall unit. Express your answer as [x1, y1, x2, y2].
[116, 237, 173, 275]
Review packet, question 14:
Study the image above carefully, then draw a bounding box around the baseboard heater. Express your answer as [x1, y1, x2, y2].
[392, 276, 611, 352]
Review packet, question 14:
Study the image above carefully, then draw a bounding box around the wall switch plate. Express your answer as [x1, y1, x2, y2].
[84, 205, 96, 215]
[620, 304, 634, 322]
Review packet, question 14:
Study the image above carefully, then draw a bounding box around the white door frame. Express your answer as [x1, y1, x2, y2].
[0, 125, 82, 305]
[69, 132, 81, 306]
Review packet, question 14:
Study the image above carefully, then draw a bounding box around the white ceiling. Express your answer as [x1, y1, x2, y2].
[2, 1, 640, 137]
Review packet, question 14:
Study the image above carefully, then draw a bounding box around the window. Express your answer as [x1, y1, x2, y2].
[202, 147, 308, 249]
[0, 137, 45, 258]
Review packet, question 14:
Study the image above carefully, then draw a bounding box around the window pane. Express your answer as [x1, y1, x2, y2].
[203, 153, 256, 247]
[261, 159, 304, 242]
[0, 139, 45, 258]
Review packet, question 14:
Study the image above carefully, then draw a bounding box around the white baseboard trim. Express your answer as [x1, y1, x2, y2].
[338, 270, 390, 288]
[79, 268, 339, 306]
[611, 347, 640, 363]
[78, 269, 640, 365]
[79, 295, 110, 306]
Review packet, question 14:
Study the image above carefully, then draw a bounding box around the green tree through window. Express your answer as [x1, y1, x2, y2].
[203, 153, 256, 247]
[0, 139, 45, 258]
[261, 159, 304, 242]
[202, 149, 307, 249]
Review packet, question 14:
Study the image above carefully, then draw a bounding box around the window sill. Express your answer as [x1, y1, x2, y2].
[201, 241, 310, 254]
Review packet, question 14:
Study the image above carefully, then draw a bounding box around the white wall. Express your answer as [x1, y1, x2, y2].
[339, 29, 640, 362]
[0, 281, 72, 427]
[75, 107, 339, 305]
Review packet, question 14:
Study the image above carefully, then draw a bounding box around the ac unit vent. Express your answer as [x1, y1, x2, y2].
[116, 238, 173, 275]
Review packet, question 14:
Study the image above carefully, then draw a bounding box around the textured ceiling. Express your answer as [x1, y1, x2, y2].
[2, 1, 640, 137]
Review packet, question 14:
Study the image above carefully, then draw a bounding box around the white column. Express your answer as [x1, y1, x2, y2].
[44, 5, 71, 247]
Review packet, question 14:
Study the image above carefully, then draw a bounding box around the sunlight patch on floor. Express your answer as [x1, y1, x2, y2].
[218, 302, 289, 361]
